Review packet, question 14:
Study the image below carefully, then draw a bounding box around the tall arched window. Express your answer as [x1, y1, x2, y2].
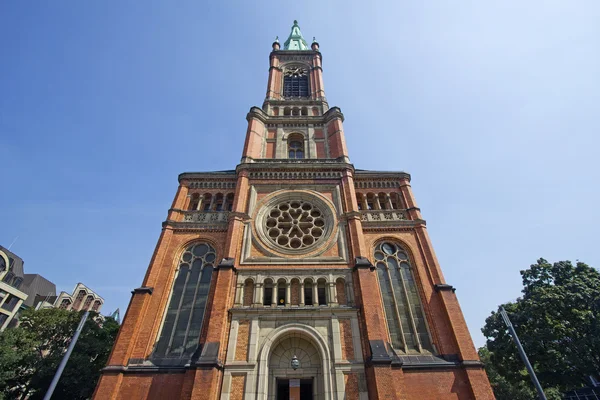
[154, 242, 216, 359]
[374, 242, 433, 353]
[288, 134, 304, 159]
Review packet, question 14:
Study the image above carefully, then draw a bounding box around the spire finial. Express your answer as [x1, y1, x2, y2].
[284, 20, 309, 50]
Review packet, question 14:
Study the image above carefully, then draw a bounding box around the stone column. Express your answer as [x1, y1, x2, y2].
[285, 282, 291, 306]
[234, 283, 244, 306]
[385, 193, 393, 210]
[208, 195, 216, 211]
[300, 282, 305, 306]
[313, 284, 319, 306]
[329, 282, 338, 306]
[254, 282, 263, 306]
[374, 195, 382, 210]
[272, 282, 278, 307]
[197, 194, 204, 211]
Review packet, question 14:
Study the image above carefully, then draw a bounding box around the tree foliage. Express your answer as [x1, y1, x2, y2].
[0, 307, 119, 400]
[481, 258, 600, 396]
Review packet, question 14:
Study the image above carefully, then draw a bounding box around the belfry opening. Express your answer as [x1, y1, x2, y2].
[93, 20, 495, 400]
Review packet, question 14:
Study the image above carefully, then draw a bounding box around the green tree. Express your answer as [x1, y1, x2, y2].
[482, 258, 600, 395]
[0, 308, 119, 400]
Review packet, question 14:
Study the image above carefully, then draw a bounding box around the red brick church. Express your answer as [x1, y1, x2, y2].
[94, 21, 495, 400]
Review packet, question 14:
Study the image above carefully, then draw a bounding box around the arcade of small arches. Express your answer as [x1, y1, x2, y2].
[271, 105, 320, 117]
[234, 275, 352, 308]
[188, 192, 235, 212]
[356, 192, 404, 211]
[59, 288, 103, 312]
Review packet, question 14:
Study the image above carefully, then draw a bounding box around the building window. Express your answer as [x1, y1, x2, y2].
[288, 134, 305, 159]
[0, 256, 5, 272]
[73, 290, 86, 309]
[304, 281, 313, 306]
[59, 299, 71, 309]
[263, 280, 273, 306]
[154, 242, 216, 359]
[2, 272, 14, 284]
[317, 279, 327, 306]
[0, 313, 8, 327]
[283, 67, 309, 98]
[375, 242, 433, 353]
[277, 286, 286, 306]
[189, 194, 200, 211]
[1, 295, 19, 312]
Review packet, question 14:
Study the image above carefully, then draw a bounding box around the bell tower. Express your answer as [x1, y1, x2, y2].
[94, 21, 495, 400]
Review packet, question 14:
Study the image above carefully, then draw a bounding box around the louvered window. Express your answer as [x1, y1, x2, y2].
[283, 75, 309, 97]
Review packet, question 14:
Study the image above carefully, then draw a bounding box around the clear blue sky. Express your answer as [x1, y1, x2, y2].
[1, 2, 599, 347]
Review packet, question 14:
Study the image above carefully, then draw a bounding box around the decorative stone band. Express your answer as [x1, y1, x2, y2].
[360, 210, 407, 222]
[181, 210, 230, 224]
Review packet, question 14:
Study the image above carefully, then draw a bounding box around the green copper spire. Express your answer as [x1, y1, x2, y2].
[283, 20, 309, 50]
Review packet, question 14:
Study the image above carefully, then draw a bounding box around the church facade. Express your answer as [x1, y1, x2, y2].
[94, 22, 495, 400]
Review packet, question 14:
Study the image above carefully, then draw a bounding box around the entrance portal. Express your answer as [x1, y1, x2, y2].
[276, 379, 313, 400]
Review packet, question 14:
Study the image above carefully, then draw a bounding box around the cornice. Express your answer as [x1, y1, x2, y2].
[323, 106, 345, 123]
[236, 159, 354, 174]
[354, 170, 411, 181]
[246, 106, 268, 123]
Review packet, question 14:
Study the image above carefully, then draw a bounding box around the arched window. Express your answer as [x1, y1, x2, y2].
[92, 300, 102, 312]
[283, 67, 309, 98]
[263, 279, 274, 306]
[336, 278, 347, 306]
[288, 134, 304, 159]
[291, 278, 300, 306]
[304, 279, 314, 306]
[226, 193, 235, 211]
[73, 290, 86, 309]
[0, 256, 6, 273]
[374, 242, 433, 353]
[189, 193, 200, 211]
[59, 298, 71, 309]
[202, 194, 212, 211]
[154, 242, 216, 359]
[317, 278, 327, 306]
[83, 295, 94, 310]
[243, 279, 254, 307]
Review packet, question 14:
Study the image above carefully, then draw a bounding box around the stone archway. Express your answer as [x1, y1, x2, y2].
[256, 323, 333, 400]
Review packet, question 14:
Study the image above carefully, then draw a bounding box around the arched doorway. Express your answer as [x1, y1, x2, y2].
[256, 323, 333, 400]
[270, 336, 319, 399]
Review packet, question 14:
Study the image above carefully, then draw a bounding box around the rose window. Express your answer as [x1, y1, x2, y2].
[265, 200, 325, 250]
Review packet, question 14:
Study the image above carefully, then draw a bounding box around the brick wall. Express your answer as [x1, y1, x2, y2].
[235, 320, 249, 361]
[339, 319, 354, 361]
[344, 373, 359, 400]
[230, 375, 246, 400]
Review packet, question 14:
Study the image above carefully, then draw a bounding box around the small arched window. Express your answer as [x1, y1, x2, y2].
[375, 242, 433, 353]
[0, 256, 6, 273]
[288, 134, 304, 159]
[59, 299, 71, 309]
[154, 242, 216, 359]
[73, 290, 86, 309]
[189, 193, 200, 211]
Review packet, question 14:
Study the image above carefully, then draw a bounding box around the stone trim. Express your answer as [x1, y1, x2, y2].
[434, 284, 456, 293]
[217, 258, 237, 271]
[354, 257, 374, 271]
[131, 287, 153, 295]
